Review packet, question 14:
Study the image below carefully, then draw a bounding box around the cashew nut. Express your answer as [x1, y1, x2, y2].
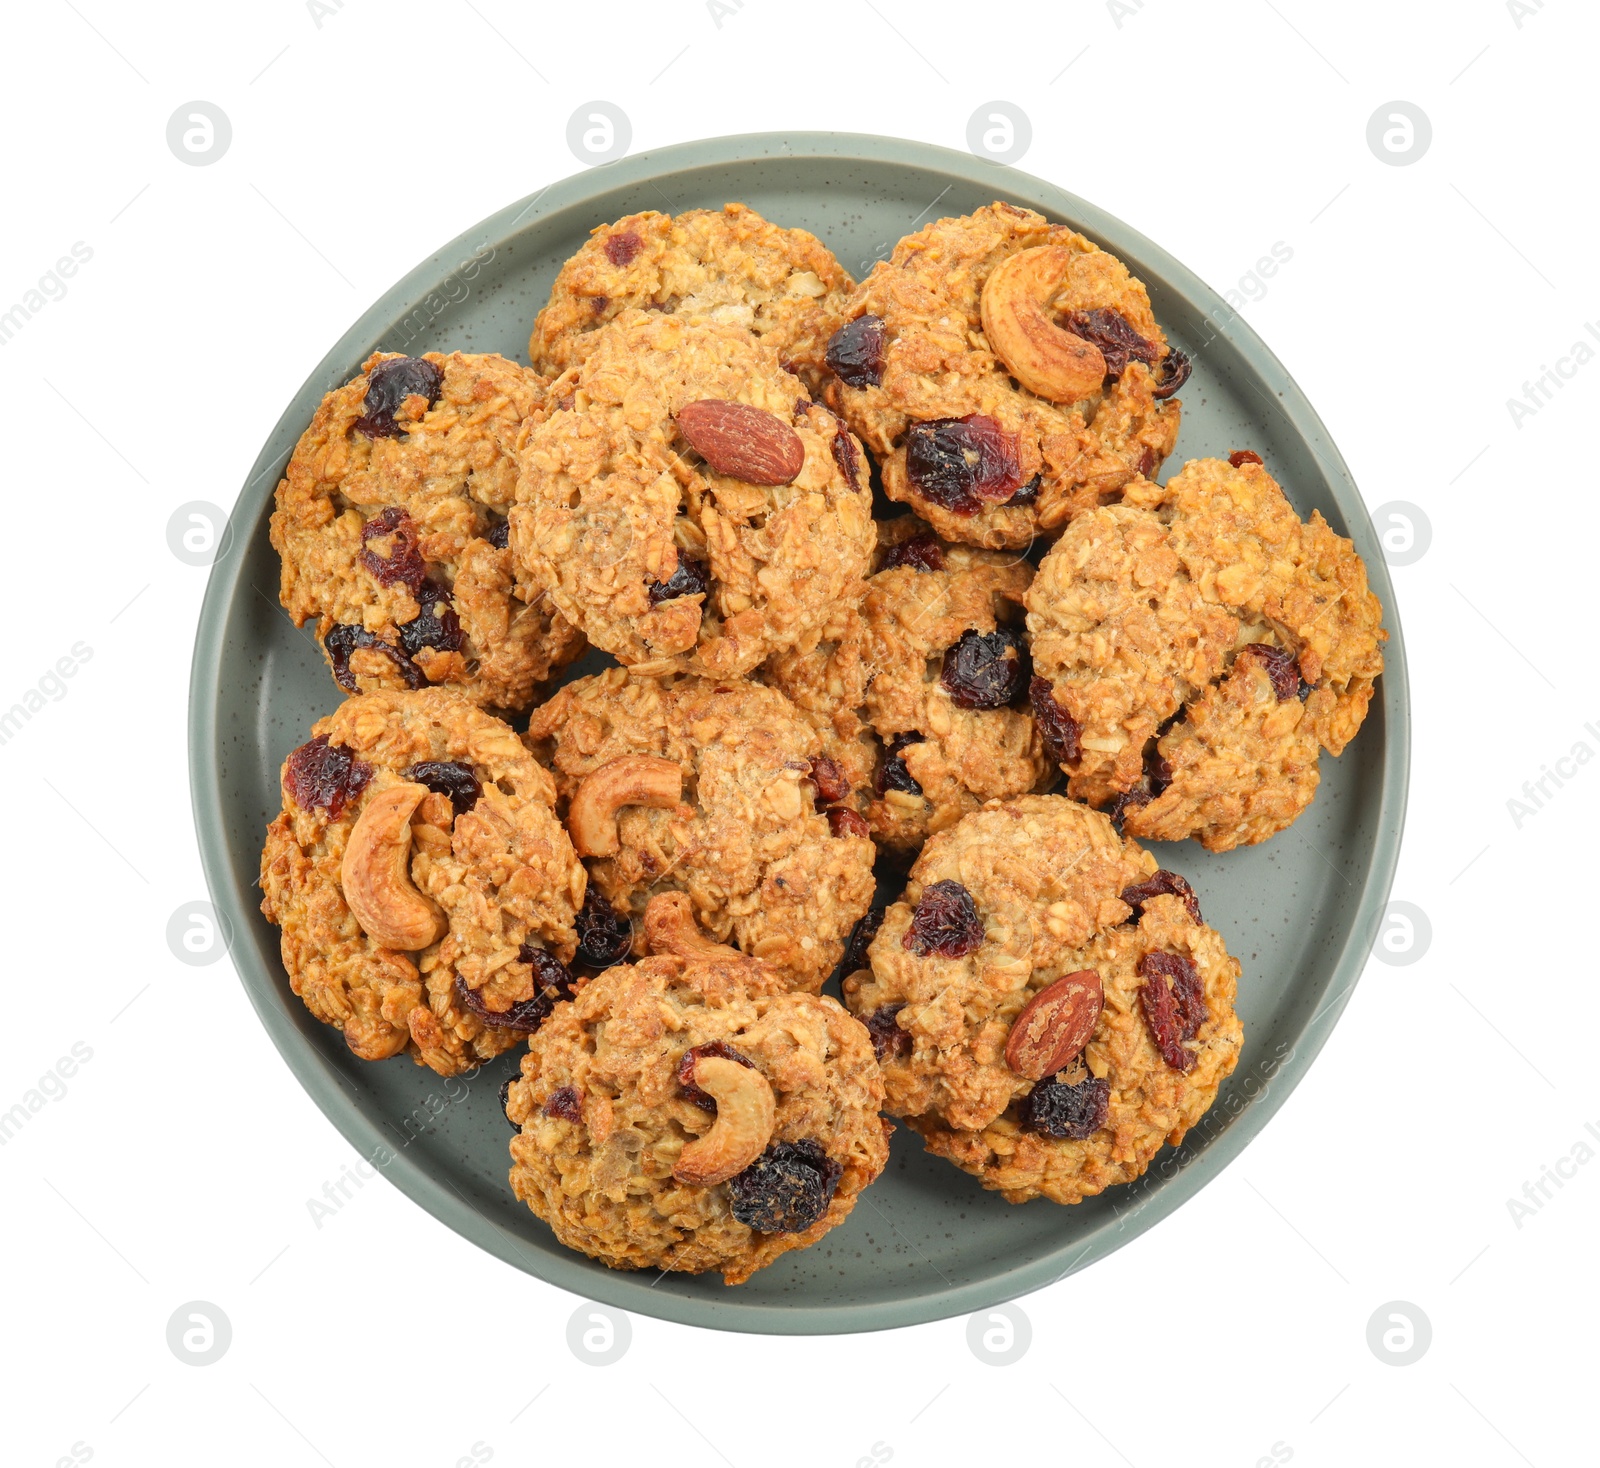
[567, 755, 683, 858]
[340, 782, 448, 951]
[980, 245, 1107, 404]
[672, 1055, 776, 1187]
[643, 891, 740, 961]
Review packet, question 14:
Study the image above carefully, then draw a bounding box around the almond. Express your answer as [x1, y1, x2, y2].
[1004, 969, 1103, 1080]
[675, 400, 805, 486]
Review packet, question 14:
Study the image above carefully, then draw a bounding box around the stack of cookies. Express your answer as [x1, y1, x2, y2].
[259, 200, 1386, 1284]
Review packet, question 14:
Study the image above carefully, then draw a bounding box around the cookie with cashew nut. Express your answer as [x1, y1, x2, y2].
[842, 794, 1242, 1204]
[810, 203, 1185, 550]
[510, 308, 875, 678]
[528, 203, 854, 383]
[524, 670, 876, 992]
[762, 516, 1053, 855]
[260, 688, 587, 1075]
[1025, 456, 1386, 850]
[270, 350, 585, 715]
[504, 894, 889, 1284]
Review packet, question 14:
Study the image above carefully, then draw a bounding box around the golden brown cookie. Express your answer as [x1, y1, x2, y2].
[259, 689, 586, 1075]
[812, 203, 1185, 550]
[528, 203, 853, 381]
[271, 351, 585, 714]
[505, 899, 889, 1285]
[511, 310, 874, 678]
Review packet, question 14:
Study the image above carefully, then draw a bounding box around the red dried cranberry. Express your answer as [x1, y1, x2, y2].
[284, 734, 372, 817]
[1029, 677, 1080, 765]
[1154, 349, 1191, 399]
[454, 949, 575, 1034]
[353, 356, 443, 439]
[1061, 307, 1160, 378]
[398, 580, 464, 660]
[677, 1041, 757, 1112]
[1229, 449, 1264, 468]
[727, 1140, 840, 1232]
[325, 624, 425, 692]
[1237, 643, 1302, 701]
[843, 906, 884, 973]
[880, 530, 945, 573]
[808, 754, 852, 807]
[360, 507, 428, 592]
[903, 879, 984, 959]
[574, 888, 633, 968]
[1008, 474, 1041, 506]
[1120, 870, 1202, 925]
[826, 806, 870, 839]
[824, 315, 886, 389]
[1021, 1073, 1110, 1139]
[1137, 950, 1206, 1071]
[604, 230, 642, 266]
[831, 423, 862, 489]
[875, 732, 925, 796]
[864, 1003, 910, 1061]
[904, 415, 1022, 514]
[543, 1085, 583, 1122]
[487, 517, 510, 550]
[940, 626, 1029, 710]
[402, 760, 482, 819]
[647, 554, 710, 606]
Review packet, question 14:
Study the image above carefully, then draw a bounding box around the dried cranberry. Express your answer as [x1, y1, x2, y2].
[499, 1076, 520, 1131]
[875, 732, 925, 796]
[574, 888, 633, 968]
[284, 734, 372, 817]
[360, 507, 428, 592]
[1061, 307, 1160, 378]
[1154, 349, 1191, 399]
[1029, 677, 1080, 766]
[543, 1085, 583, 1122]
[324, 623, 425, 692]
[904, 415, 1022, 514]
[727, 1140, 840, 1233]
[809, 755, 851, 807]
[1120, 870, 1203, 925]
[1021, 1073, 1110, 1139]
[1229, 449, 1264, 468]
[1137, 950, 1206, 1071]
[824, 315, 886, 389]
[831, 423, 862, 488]
[880, 530, 945, 573]
[353, 355, 443, 438]
[826, 806, 870, 839]
[864, 1003, 910, 1061]
[589, 295, 609, 317]
[940, 627, 1029, 710]
[397, 580, 464, 660]
[402, 760, 482, 819]
[454, 949, 575, 1034]
[843, 906, 884, 973]
[903, 879, 984, 959]
[676, 1041, 757, 1112]
[1008, 474, 1041, 506]
[1237, 643, 1302, 701]
[647, 554, 710, 606]
[487, 517, 510, 550]
[604, 230, 642, 266]
[1110, 743, 1175, 827]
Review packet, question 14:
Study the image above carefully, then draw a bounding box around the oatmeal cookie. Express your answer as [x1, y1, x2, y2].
[260, 688, 586, 1075]
[524, 670, 876, 991]
[511, 310, 874, 678]
[1026, 456, 1386, 851]
[505, 895, 889, 1285]
[271, 351, 585, 714]
[843, 795, 1240, 1204]
[528, 203, 853, 380]
[812, 203, 1185, 550]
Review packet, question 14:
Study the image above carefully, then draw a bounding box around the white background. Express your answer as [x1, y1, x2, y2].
[2, 1, 1593, 1463]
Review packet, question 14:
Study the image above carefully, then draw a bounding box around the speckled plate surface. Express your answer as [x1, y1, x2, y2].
[189, 132, 1408, 1334]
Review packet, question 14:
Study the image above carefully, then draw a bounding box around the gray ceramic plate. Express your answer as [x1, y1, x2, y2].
[189, 132, 1408, 1334]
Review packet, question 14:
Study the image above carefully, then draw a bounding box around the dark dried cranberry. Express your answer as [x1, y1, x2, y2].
[454, 949, 575, 1034]
[903, 879, 984, 959]
[1021, 1073, 1110, 1139]
[284, 734, 372, 817]
[402, 760, 482, 819]
[397, 579, 464, 660]
[574, 888, 633, 968]
[808, 755, 851, 807]
[647, 554, 710, 606]
[727, 1140, 840, 1233]
[904, 414, 1022, 515]
[875, 732, 925, 796]
[353, 355, 443, 438]
[543, 1085, 583, 1122]
[940, 627, 1030, 710]
[360, 507, 428, 592]
[1120, 870, 1202, 925]
[589, 294, 609, 316]
[824, 314, 886, 389]
[830, 423, 862, 489]
[676, 1041, 757, 1112]
[604, 230, 642, 266]
[880, 530, 945, 573]
[1008, 474, 1041, 506]
[1061, 307, 1160, 378]
[864, 1003, 910, 1062]
[1238, 643, 1302, 701]
[1109, 743, 1175, 827]
[1154, 349, 1191, 399]
[499, 1076, 520, 1132]
[487, 517, 510, 550]
[843, 906, 884, 973]
[1229, 449, 1264, 468]
[324, 623, 425, 692]
[826, 806, 870, 839]
[1029, 676, 1080, 766]
[1137, 950, 1206, 1071]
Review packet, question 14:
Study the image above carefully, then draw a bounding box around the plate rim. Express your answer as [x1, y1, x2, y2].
[189, 129, 1410, 1335]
